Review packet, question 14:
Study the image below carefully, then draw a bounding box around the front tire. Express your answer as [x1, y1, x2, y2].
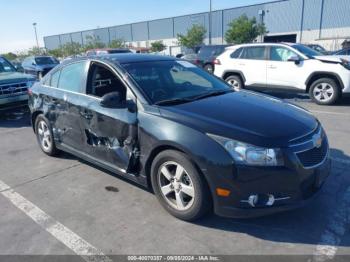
[151, 150, 211, 221]
[309, 78, 341, 105]
[35, 115, 58, 156]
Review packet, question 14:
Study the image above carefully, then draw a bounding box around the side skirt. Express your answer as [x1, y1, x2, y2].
[56, 143, 148, 187]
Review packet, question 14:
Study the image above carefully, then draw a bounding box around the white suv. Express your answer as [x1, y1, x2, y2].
[214, 43, 350, 105]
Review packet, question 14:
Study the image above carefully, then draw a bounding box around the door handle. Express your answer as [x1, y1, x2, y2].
[268, 65, 277, 69]
[238, 63, 245, 66]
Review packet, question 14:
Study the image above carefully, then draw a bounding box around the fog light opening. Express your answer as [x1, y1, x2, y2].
[248, 194, 259, 207]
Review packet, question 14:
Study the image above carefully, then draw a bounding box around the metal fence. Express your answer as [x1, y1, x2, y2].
[44, 0, 350, 50]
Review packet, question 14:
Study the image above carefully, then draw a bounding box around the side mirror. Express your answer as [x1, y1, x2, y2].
[100, 92, 125, 109]
[32, 62, 36, 66]
[287, 55, 301, 64]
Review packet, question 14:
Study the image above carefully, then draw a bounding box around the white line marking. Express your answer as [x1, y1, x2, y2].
[0, 180, 112, 262]
[330, 157, 350, 165]
[313, 187, 350, 261]
[310, 110, 350, 116]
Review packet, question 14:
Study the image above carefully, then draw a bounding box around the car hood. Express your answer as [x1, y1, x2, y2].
[0, 72, 35, 85]
[159, 91, 318, 147]
[314, 55, 343, 63]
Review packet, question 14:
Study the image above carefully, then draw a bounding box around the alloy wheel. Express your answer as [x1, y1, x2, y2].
[158, 161, 195, 211]
[313, 83, 335, 103]
[37, 120, 52, 151]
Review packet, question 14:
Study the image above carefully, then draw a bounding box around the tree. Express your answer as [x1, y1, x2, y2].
[225, 14, 267, 44]
[28, 46, 46, 56]
[84, 35, 106, 51]
[61, 42, 83, 57]
[1, 52, 17, 61]
[150, 41, 166, 52]
[177, 25, 206, 51]
[109, 39, 126, 48]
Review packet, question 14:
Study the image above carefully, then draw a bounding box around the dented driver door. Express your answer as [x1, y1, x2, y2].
[78, 96, 138, 173]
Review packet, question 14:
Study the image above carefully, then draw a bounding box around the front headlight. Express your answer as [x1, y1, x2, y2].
[208, 134, 284, 166]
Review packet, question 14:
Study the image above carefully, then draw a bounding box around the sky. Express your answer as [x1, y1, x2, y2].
[0, 0, 270, 53]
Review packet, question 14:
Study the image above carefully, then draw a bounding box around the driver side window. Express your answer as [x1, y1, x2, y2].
[270, 46, 298, 62]
[86, 63, 126, 101]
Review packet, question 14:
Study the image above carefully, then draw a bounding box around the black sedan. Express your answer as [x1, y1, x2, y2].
[28, 54, 331, 221]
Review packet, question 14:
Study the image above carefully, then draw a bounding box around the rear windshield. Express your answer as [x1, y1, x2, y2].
[35, 57, 58, 65]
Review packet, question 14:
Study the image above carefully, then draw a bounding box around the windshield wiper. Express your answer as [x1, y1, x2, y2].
[188, 89, 232, 101]
[154, 97, 192, 106]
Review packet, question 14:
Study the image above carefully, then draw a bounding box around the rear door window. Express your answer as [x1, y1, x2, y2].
[241, 47, 266, 60]
[58, 61, 87, 93]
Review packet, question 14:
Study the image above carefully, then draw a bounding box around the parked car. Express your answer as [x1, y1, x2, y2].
[29, 54, 330, 221]
[332, 48, 350, 56]
[214, 43, 350, 105]
[181, 53, 200, 66]
[197, 45, 229, 73]
[306, 44, 328, 54]
[22, 56, 59, 80]
[86, 48, 132, 56]
[0, 56, 36, 106]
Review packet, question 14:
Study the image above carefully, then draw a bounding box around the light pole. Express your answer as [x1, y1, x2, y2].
[32, 23, 39, 48]
[208, 0, 212, 45]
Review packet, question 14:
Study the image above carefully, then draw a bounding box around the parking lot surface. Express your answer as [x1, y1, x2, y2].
[0, 94, 349, 261]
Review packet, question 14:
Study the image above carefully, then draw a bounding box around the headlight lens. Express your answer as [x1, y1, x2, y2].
[208, 134, 284, 166]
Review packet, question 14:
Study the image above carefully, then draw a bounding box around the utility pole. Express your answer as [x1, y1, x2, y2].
[32, 23, 39, 48]
[209, 0, 212, 45]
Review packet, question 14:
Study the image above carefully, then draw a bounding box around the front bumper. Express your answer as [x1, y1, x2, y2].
[213, 157, 331, 218]
[0, 94, 28, 106]
[208, 126, 331, 219]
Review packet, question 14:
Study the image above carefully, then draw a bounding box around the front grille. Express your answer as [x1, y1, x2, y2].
[296, 138, 328, 168]
[0, 82, 28, 97]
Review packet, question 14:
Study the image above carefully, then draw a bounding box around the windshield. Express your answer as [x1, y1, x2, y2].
[122, 60, 232, 104]
[292, 44, 322, 58]
[35, 57, 58, 65]
[0, 57, 16, 73]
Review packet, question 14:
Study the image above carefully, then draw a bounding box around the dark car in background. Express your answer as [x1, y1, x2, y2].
[86, 48, 132, 56]
[29, 54, 330, 221]
[196, 45, 229, 73]
[332, 48, 350, 56]
[306, 44, 328, 54]
[22, 56, 59, 80]
[0, 56, 36, 106]
[181, 53, 200, 65]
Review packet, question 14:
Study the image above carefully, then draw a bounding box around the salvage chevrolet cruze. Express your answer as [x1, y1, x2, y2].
[29, 54, 331, 221]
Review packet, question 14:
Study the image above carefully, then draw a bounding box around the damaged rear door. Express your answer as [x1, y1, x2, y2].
[79, 61, 138, 173]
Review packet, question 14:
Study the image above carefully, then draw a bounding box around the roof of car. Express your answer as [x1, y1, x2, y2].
[225, 42, 297, 50]
[59, 53, 176, 68]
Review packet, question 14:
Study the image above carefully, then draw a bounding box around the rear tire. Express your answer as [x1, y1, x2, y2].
[309, 78, 341, 105]
[35, 115, 58, 156]
[225, 75, 244, 91]
[151, 150, 212, 221]
[204, 64, 214, 74]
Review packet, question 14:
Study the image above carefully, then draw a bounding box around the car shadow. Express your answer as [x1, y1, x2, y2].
[191, 147, 350, 247]
[0, 105, 31, 128]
